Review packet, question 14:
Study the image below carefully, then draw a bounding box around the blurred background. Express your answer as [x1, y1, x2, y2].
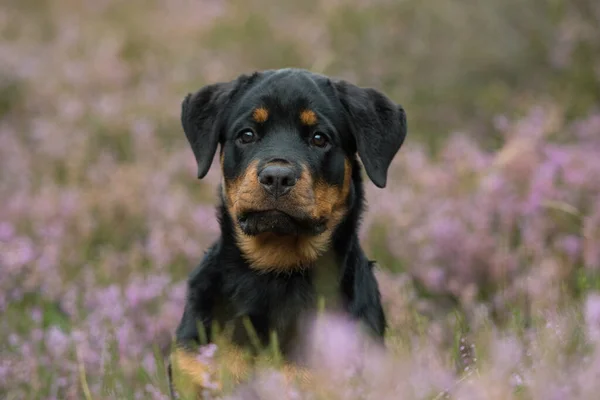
[1, 0, 600, 398]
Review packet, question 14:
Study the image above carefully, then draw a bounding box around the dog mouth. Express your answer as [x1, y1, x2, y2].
[238, 210, 327, 236]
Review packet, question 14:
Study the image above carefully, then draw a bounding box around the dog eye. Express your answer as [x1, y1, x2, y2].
[310, 132, 329, 148]
[237, 129, 257, 144]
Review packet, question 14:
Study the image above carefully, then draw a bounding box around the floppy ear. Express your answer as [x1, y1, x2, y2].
[181, 74, 255, 179]
[333, 80, 407, 188]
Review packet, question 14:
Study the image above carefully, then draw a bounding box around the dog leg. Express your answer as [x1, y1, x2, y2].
[169, 347, 221, 399]
[168, 343, 254, 399]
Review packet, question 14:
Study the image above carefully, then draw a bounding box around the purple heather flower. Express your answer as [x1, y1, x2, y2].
[142, 353, 157, 375]
[31, 308, 43, 324]
[31, 328, 44, 343]
[0, 221, 14, 242]
[2, 236, 36, 270]
[192, 206, 220, 234]
[585, 293, 600, 343]
[555, 235, 582, 261]
[45, 326, 70, 358]
[144, 384, 170, 400]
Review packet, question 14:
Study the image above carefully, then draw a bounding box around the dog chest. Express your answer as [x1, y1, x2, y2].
[217, 255, 343, 354]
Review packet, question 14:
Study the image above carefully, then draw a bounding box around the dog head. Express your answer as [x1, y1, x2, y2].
[181, 69, 407, 271]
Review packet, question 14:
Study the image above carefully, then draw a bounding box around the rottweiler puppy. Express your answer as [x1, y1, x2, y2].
[168, 68, 407, 398]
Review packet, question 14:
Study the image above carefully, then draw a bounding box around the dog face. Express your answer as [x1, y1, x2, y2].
[181, 69, 407, 271]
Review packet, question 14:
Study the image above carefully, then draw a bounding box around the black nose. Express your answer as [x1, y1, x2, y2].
[258, 164, 297, 198]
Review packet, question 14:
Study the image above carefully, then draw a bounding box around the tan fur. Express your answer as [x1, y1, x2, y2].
[221, 158, 352, 272]
[281, 363, 313, 387]
[171, 344, 254, 398]
[224, 344, 252, 381]
[312, 159, 352, 230]
[170, 347, 219, 398]
[252, 107, 269, 123]
[172, 344, 312, 398]
[224, 161, 265, 218]
[235, 228, 330, 271]
[299, 109, 317, 126]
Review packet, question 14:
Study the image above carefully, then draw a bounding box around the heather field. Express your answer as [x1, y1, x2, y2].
[2, 0, 600, 399]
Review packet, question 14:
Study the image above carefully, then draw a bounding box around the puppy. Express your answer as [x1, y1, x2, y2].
[169, 68, 407, 398]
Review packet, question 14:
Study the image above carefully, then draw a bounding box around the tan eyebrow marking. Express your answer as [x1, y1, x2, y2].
[300, 109, 317, 126]
[252, 107, 269, 123]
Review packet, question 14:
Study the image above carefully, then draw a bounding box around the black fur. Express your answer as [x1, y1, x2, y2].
[171, 68, 406, 389]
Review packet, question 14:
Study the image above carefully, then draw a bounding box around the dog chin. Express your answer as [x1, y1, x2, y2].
[237, 210, 327, 236]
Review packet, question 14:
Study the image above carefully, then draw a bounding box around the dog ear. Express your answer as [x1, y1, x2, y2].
[333, 80, 407, 188]
[181, 74, 255, 179]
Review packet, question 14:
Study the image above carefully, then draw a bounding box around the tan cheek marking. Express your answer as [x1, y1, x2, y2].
[252, 107, 269, 123]
[224, 161, 261, 218]
[220, 152, 225, 186]
[300, 109, 317, 126]
[289, 167, 316, 209]
[313, 159, 352, 228]
[231, 163, 267, 215]
[340, 159, 352, 204]
[225, 176, 240, 218]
